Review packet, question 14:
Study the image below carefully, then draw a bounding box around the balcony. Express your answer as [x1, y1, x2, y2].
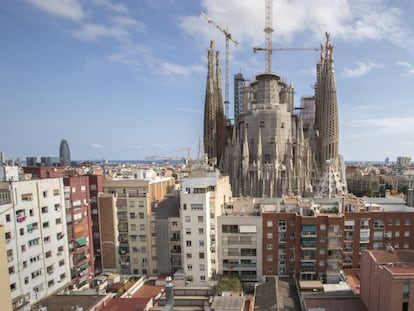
[301, 231, 317, 238]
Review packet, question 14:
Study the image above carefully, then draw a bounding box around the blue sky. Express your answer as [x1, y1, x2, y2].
[1, 0, 414, 162]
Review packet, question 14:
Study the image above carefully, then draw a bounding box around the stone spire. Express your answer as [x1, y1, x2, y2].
[203, 41, 226, 166]
[314, 32, 339, 172]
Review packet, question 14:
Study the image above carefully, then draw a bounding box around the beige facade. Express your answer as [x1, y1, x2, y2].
[0, 225, 13, 311]
[100, 177, 174, 275]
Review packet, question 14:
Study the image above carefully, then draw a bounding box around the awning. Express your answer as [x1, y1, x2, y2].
[79, 262, 90, 271]
[76, 237, 87, 247]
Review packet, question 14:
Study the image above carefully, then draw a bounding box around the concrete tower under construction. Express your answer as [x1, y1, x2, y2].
[218, 33, 346, 198]
[203, 41, 226, 166]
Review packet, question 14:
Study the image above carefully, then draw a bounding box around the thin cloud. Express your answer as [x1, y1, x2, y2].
[26, 0, 85, 21]
[180, 0, 414, 52]
[397, 61, 414, 76]
[351, 116, 414, 136]
[92, 0, 128, 14]
[341, 61, 383, 78]
[111, 16, 146, 33]
[72, 23, 129, 41]
[161, 62, 204, 76]
[108, 44, 204, 77]
[92, 143, 104, 148]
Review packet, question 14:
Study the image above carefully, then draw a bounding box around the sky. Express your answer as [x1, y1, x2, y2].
[1, 0, 414, 162]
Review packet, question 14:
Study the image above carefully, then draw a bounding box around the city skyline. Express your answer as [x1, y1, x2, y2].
[1, 0, 414, 161]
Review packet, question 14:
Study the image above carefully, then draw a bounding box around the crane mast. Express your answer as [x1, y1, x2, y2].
[254, 0, 320, 72]
[264, 0, 274, 73]
[200, 11, 239, 121]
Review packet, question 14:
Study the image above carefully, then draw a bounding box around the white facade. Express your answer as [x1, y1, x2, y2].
[0, 178, 71, 309]
[180, 171, 232, 286]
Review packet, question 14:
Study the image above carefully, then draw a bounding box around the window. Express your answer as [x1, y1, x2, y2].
[43, 221, 49, 228]
[198, 216, 204, 223]
[200, 276, 205, 281]
[198, 228, 204, 235]
[8, 266, 15, 274]
[320, 224, 326, 230]
[45, 251, 52, 258]
[172, 221, 178, 227]
[403, 282, 410, 298]
[199, 252, 205, 259]
[200, 264, 205, 270]
[191, 204, 203, 210]
[267, 220, 273, 227]
[54, 189, 60, 196]
[72, 187, 76, 193]
[396, 219, 401, 226]
[129, 212, 136, 219]
[21, 193, 33, 201]
[186, 240, 191, 247]
[185, 216, 191, 222]
[56, 218, 62, 225]
[41, 206, 48, 213]
[21, 245, 26, 252]
[396, 231, 400, 237]
[183, 204, 187, 210]
[278, 220, 286, 231]
[130, 224, 137, 231]
[139, 212, 144, 219]
[405, 219, 411, 226]
[24, 277, 29, 284]
[22, 261, 27, 269]
[10, 283, 16, 292]
[5, 214, 10, 222]
[199, 240, 204, 247]
[42, 191, 47, 198]
[29, 209, 34, 216]
[5, 231, 11, 240]
[267, 232, 273, 239]
[267, 255, 273, 261]
[81, 185, 86, 192]
[405, 231, 410, 237]
[267, 244, 273, 250]
[186, 253, 192, 259]
[44, 236, 50, 243]
[186, 228, 191, 235]
[187, 264, 192, 271]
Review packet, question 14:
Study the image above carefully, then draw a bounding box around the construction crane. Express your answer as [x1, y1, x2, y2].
[253, 0, 320, 73]
[200, 11, 239, 121]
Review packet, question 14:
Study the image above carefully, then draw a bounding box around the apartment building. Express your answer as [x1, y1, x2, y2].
[217, 197, 263, 286]
[89, 175, 104, 274]
[99, 177, 174, 275]
[0, 178, 71, 310]
[180, 171, 232, 286]
[262, 197, 344, 282]
[360, 249, 414, 311]
[64, 176, 95, 288]
[0, 225, 14, 311]
[344, 202, 414, 270]
[154, 195, 181, 275]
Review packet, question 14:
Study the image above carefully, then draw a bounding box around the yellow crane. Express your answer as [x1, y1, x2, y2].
[200, 11, 239, 121]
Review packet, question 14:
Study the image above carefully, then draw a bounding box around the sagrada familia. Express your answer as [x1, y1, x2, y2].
[203, 33, 347, 198]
